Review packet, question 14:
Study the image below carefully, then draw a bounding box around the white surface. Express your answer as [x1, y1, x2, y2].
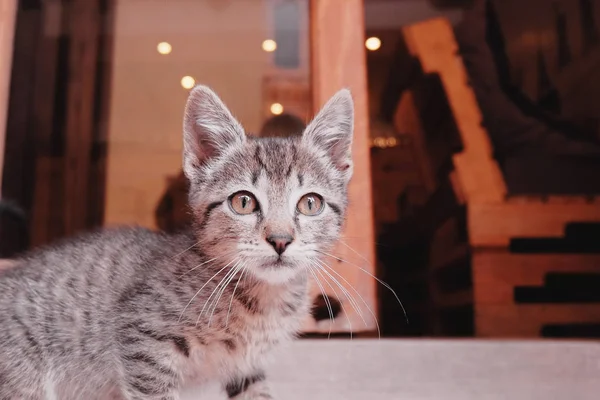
[182, 339, 600, 399]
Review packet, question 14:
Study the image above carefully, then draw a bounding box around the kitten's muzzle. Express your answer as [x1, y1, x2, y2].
[266, 234, 293, 255]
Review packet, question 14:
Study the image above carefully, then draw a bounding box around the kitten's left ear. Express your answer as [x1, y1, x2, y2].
[303, 89, 354, 179]
[183, 85, 246, 180]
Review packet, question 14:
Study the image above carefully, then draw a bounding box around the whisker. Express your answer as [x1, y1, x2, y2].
[312, 259, 367, 329]
[307, 265, 334, 339]
[171, 240, 201, 259]
[317, 249, 409, 324]
[198, 261, 241, 327]
[315, 259, 381, 339]
[309, 261, 353, 340]
[178, 258, 237, 323]
[169, 253, 232, 287]
[226, 263, 248, 327]
[338, 239, 375, 267]
[202, 261, 246, 327]
[208, 263, 243, 327]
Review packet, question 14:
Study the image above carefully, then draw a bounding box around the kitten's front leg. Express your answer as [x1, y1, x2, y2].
[116, 322, 185, 400]
[225, 371, 273, 399]
[120, 369, 180, 400]
[118, 348, 181, 400]
[120, 371, 180, 400]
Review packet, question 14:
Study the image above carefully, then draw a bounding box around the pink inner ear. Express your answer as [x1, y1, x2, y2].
[328, 142, 351, 172]
[200, 139, 217, 161]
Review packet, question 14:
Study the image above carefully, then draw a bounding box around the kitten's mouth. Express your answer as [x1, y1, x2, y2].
[262, 255, 291, 269]
[273, 257, 285, 266]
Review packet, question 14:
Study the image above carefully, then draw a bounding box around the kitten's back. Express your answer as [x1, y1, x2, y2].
[0, 227, 198, 399]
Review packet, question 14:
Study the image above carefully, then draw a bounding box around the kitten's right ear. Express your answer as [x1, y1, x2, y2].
[302, 89, 354, 179]
[183, 85, 246, 179]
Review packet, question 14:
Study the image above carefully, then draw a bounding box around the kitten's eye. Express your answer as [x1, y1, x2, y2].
[229, 191, 258, 215]
[297, 193, 324, 216]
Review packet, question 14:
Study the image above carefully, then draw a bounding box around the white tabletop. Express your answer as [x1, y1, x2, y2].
[182, 338, 600, 399]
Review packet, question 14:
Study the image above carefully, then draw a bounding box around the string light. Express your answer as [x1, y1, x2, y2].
[262, 39, 277, 52]
[181, 76, 196, 89]
[365, 37, 382, 51]
[157, 42, 172, 55]
[270, 103, 284, 115]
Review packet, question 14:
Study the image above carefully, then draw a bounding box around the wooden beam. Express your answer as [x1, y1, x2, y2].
[469, 201, 600, 247]
[473, 251, 600, 304]
[29, 1, 63, 246]
[62, 0, 100, 235]
[473, 251, 600, 337]
[87, 0, 116, 229]
[402, 19, 507, 203]
[476, 304, 600, 337]
[310, 0, 379, 331]
[2, 5, 43, 220]
[0, 0, 18, 196]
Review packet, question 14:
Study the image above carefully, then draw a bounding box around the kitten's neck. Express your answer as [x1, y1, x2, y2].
[236, 272, 310, 315]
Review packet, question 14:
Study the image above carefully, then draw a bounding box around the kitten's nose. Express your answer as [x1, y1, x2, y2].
[266, 234, 293, 255]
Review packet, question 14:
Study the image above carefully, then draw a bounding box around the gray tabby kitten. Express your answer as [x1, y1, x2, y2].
[0, 85, 354, 400]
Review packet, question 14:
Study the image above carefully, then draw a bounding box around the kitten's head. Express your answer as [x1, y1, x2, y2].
[183, 85, 353, 284]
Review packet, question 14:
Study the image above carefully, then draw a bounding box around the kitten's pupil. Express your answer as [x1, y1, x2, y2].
[241, 196, 250, 209]
[229, 191, 257, 215]
[297, 193, 323, 216]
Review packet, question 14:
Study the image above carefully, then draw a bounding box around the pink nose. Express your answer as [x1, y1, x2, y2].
[266, 234, 293, 255]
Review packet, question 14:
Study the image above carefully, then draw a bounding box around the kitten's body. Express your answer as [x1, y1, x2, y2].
[0, 86, 354, 399]
[0, 228, 308, 399]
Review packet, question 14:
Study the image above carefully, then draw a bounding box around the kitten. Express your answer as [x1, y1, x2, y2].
[0, 85, 354, 400]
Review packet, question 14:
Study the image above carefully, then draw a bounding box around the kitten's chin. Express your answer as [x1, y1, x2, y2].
[250, 262, 304, 285]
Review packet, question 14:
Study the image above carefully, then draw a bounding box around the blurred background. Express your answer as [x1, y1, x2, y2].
[1, 0, 600, 340]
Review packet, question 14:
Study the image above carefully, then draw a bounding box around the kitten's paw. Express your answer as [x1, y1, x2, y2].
[231, 383, 273, 399]
[225, 373, 273, 399]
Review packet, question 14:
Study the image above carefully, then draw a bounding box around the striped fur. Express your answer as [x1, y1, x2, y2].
[0, 85, 354, 399]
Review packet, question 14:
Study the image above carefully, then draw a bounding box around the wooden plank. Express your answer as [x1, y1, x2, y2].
[473, 251, 600, 304]
[29, 1, 63, 246]
[2, 5, 43, 223]
[0, 0, 18, 194]
[506, 196, 600, 205]
[476, 304, 600, 337]
[62, 0, 100, 235]
[31, 157, 60, 246]
[87, 0, 115, 228]
[310, 0, 377, 331]
[473, 251, 600, 337]
[469, 202, 600, 247]
[402, 18, 507, 203]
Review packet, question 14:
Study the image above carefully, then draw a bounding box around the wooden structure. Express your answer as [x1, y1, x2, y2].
[378, 18, 600, 338]
[309, 0, 378, 333]
[0, 0, 17, 192]
[1, 0, 113, 250]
